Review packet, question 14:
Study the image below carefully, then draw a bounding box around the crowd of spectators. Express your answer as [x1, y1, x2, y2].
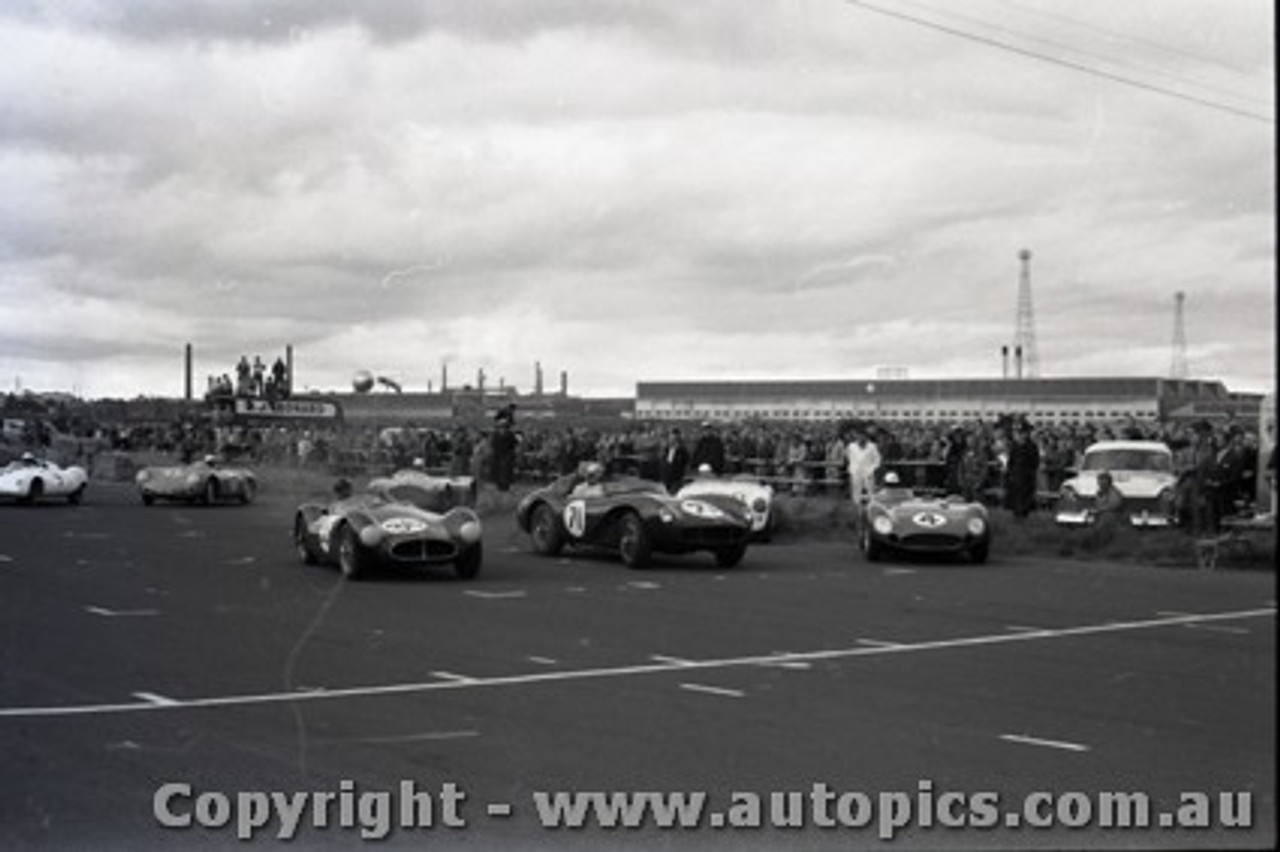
[4, 402, 1271, 534]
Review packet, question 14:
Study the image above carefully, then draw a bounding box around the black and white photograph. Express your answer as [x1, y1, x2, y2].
[1, 1, 1274, 849]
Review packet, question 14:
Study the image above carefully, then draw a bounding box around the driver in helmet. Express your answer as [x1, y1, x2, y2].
[571, 461, 607, 498]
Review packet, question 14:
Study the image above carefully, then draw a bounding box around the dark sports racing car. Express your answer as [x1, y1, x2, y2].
[516, 466, 753, 569]
[294, 480, 483, 580]
[860, 472, 990, 563]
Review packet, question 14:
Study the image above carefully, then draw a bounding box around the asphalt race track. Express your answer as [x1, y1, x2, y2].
[1, 482, 1274, 851]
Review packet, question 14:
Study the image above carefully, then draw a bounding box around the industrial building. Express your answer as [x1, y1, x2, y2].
[635, 377, 1261, 426]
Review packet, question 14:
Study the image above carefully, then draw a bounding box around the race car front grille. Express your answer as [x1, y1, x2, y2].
[899, 533, 963, 550]
[680, 527, 747, 547]
[389, 539, 457, 562]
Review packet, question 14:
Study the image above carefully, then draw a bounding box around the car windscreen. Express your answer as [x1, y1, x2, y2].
[1081, 449, 1172, 473]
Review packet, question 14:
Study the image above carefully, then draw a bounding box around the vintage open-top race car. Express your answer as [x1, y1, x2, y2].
[516, 464, 754, 569]
[0, 453, 88, 505]
[1053, 440, 1178, 528]
[135, 456, 256, 506]
[675, 468, 775, 541]
[294, 480, 483, 580]
[860, 471, 990, 563]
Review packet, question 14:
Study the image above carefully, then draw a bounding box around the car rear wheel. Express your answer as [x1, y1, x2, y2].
[618, 512, 652, 569]
[141, 493, 155, 506]
[23, 478, 44, 504]
[294, 515, 317, 565]
[529, 504, 565, 556]
[336, 524, 367, 580]
[968, 541, 989, 564]
[714, 543, 747, 568]
[67, 484, 85, 505]
[455, 542, 482, 579]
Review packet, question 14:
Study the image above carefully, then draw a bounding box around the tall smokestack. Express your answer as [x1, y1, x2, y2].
[184, 343, 193, 401]
[286, 344, 294, 396]
[1001, 346, 1009, 380]
[535, 361, 544, 397]
[441, 362, 448, 392]
[1014, 345, 1024, 380]
[560, 370, 568, 396]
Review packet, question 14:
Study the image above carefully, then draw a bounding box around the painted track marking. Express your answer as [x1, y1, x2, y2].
[1000, 733, 1089, 752]
[680, 683, 746, 699]
[1, 607, 1272, 719]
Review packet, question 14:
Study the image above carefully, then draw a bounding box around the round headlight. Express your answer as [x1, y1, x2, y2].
[872, 516, 894, 535]
[1060, 484, 1077, 499]
[659, 508, 675, 523]
[752, 497, 768, 513]
[458, 520, 481, 544]
[967, 518, 986, 536]
[135, 470, 150, 483]
[185, 473, 201, 486]
[1157, 487, 1174, 504]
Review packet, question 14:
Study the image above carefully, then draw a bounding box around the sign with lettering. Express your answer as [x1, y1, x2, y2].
[232, 397, 341, 420]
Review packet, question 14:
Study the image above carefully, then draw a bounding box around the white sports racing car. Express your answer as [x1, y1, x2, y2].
[0, 453, 89, 505]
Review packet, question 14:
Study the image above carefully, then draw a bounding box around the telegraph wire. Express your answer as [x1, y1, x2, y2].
[845, 0, 1275, 124]
[893, 0, 1272, 110]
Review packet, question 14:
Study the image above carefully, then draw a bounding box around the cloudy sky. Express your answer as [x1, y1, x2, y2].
[1, 0, 1274, 400]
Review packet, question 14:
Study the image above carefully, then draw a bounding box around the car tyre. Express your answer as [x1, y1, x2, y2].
[67, 484, 85, 505]
[455, 542, 482, 580]
[141, 493, 155, 506]
[201, 477, 218, 506]
[294, 515, 317, 565]
[968, 541, 989, 564]
[714, 543, 747, 568]
[23, 478, 44, 505]
[240, 480, 256, 505]
[618, 512, 652, 569]
[861, 525, 883, 562]
[336, 524, 367, 580]
[529, 504, 565, 556]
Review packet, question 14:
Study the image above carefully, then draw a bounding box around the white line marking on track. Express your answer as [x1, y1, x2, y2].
[527, 656, 558, 666]
[759, 653, 812, 670]
[1182, 623, 1250, 635]
[4, 607, 1272, 718]
[133, 692, 179, 707]
[626, 581, 660, 590]
[680, 683, 746, 699]
[650, 655, 696, 667]
[85, 606, 159, 618]
[855, 638, 901, 647]
[430, 671, 475, 683]
[0, 555, 13, 563]
[325, 730, 479, 745]
[884, 568, 916, 575]
[1000, 733, 1090, 752]
[463, 590, 527, 600]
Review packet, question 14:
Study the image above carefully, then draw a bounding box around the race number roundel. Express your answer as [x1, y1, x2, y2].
[563, 500, 587, 538]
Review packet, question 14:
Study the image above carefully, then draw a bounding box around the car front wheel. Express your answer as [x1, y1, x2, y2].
[294, 516, 317, 565]
[861, 525, 883, 562]
[529, 504, 565, 556]
[337, 524, 367, 580]
[618, 512, 652, 569]
[714, 543, 747, 568]
[455, 542, 482, 579]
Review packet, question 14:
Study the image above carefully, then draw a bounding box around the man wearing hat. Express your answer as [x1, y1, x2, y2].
[1005, 420, 1040, 519]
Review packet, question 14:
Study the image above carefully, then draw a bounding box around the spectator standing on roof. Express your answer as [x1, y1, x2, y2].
[846, 427, 881, 511]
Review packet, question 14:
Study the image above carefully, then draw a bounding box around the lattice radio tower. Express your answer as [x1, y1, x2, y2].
[1014, 248, 1040, 378]
[1170, 291, 1190, 379]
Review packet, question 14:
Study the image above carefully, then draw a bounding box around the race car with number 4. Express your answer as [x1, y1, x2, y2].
[516, 464, 754, 569]
[294, 479, 483, 580]
[859, 471, 990, 563]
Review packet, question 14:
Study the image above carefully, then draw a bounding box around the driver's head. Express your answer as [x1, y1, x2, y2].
[583, 462, 604, 484]
[883, 471, 901, 486]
